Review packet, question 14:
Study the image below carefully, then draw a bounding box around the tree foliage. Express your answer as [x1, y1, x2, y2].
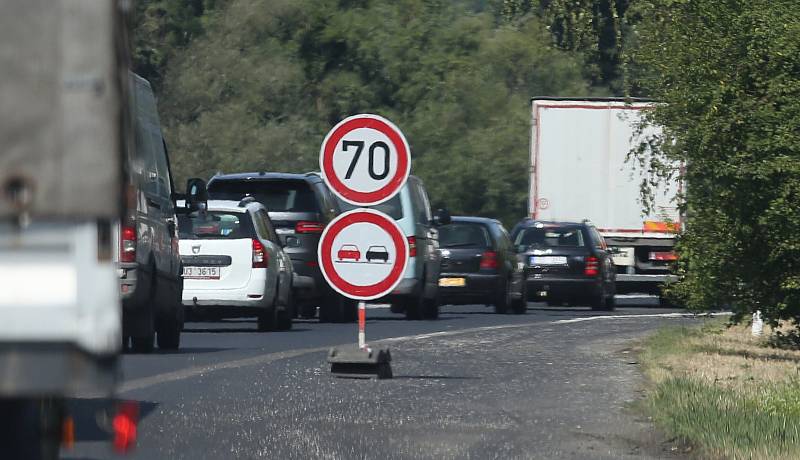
[628, 0, 800, 324]
[148, 0, 591, 225]
[499, 0, 631, 92]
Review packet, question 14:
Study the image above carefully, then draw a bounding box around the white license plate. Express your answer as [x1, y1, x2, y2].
[183, 266, 220, 280]
[439, 277, 466, 287]
[530, 256, 568, 265]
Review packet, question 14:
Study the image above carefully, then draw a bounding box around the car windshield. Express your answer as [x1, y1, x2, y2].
[439, 223, 490, 248]
[178, 211, 255, 239]
[208, 180, 320, 213]
[335, 195, 403, 220]
[515, 226, 585, 248]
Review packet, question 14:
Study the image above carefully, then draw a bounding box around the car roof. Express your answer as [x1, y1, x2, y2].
[450, 216, 500, 225]
[209, 172, 320, 183]
[516, 218, 589, 228]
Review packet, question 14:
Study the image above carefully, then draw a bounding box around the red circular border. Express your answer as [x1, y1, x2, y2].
[321, 116, 410, 205]
[318, 210, 408, 299]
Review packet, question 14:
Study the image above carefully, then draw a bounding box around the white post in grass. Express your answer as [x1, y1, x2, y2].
[752, 310, 764, 337]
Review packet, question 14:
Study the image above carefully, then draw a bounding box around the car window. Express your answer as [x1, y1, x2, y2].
[255, 210, 279, 243]
[496, 223, 512, 251]
[515, 226, 585, 248]
[178, 211, 255, 239]
[589, 227, 606, 249]
[208, 180, 321, 213]
[150, 133, 172, 197]
[439, 223, 490, 248]
[335, 194, 404, 220]
[133, 120, 158, 196]
[410, 181, 432, 224]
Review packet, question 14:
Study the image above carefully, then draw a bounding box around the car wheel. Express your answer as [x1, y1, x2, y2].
[422, 294, 440, 320]
[156, 312, 182, 350]
[131, 332, 154, 353]
[494, 278, 512, 314]
[258, 307, 278, 332]
[276, 287, 294, 331]
[157, 282, 183, 350]
[404, 295, 423, 320]
[511, 282, 527, 315]
[591, 288, 615, 311]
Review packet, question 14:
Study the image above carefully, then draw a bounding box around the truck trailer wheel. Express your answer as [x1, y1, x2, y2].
[0, 398, 62, 460]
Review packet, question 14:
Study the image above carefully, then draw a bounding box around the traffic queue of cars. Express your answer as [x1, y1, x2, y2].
[116, 77, 617, 355]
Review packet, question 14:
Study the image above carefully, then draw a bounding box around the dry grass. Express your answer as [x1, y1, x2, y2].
[639, 320, 800, 459]
[646, 322, 800, 389]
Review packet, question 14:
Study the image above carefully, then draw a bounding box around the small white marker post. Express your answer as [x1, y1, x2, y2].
[358, 301, 367, 349]
[752, 310, 764, 337]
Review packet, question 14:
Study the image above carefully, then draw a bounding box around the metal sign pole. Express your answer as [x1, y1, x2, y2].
[358, 301, 367, 349]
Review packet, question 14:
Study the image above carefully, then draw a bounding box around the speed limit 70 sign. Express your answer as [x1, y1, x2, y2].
[319, 114, 410, 206]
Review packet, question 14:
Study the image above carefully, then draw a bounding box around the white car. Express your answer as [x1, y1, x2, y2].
[178, 199, 294, 331]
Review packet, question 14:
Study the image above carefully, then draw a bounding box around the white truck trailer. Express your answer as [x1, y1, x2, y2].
[529, 98, 680, 297]
[0, 1, 136, 457]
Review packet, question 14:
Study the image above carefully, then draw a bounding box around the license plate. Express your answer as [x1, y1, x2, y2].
[183, 266, 220, 280]
[530, 256, 567, 265]
[439, 277, 466, 287]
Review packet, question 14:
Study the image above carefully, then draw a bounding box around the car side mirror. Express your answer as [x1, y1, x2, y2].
[433, 208, 451, 226]
[186, 177, 208, 211]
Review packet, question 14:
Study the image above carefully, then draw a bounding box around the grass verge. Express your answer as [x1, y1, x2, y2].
[639, 321, 800, 459]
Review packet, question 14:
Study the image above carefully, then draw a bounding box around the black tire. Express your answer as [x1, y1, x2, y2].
[422, 294, 440, 320]
[131, 268, 158, 353]
[257, 307, 278, 332]
[511, 282, 527, 314]
[0, 398, 62, 460]
[404, 295, 423, 320]
[131, 332, 155, 353]
[157, 312, 182, 350]
[493, 278, 512, 314]
[276, 287, 294, 331]
[320, 293, 356, 323]
[591, 290, 616, 311]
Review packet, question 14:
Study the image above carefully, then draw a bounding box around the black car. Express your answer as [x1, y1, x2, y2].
[510, 219, 616, 310]
[366, 246, 389, 263]
[438, 217, 526, 314]
[206, 172, 356, 323]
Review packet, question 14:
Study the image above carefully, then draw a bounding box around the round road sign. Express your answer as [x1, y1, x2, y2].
[320, 114, 411, 206]
[318, 208, 409, 300]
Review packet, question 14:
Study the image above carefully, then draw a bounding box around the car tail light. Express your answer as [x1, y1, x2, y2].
[649, 251, 678, 261]
[408, 236, 417, 257]
[120, 225, 136, 263]
[112, 401, 139, 453]
[584, 256, 600, 276]
[480, 251, 498, 270]
[296, 221, 324, 234]
[252, 239, 269, 268]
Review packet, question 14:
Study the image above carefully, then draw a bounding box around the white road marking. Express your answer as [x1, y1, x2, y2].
[116, 311, 730, 394]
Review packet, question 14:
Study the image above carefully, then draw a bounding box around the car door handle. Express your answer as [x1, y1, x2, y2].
[146, 197, 161, 210]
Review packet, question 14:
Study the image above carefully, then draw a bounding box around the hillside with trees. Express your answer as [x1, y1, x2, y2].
[133, 0, 597, 225]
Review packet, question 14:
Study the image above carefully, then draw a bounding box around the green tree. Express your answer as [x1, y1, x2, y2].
[628, 0, 800, 325]
[158, 0, 590, 226]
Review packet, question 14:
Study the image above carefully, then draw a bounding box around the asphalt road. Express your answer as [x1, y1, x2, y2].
[65, 297, 702, 460]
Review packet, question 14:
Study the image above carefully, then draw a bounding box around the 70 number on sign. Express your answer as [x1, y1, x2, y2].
[343, 140, 390, 180]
